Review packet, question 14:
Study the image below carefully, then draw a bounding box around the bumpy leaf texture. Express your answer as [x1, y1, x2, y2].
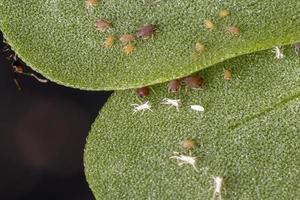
[0, 0, 299, 89]
[85, 47, 300, 199]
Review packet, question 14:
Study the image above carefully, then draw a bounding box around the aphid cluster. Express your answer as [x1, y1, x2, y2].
[132, 75, 206, 113]
[169, 75, 205, 92]
[95, 17, 157, 55]
[194, 9, 240, 60]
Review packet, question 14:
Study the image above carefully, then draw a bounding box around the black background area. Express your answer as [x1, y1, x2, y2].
[0, 31, 112, 200]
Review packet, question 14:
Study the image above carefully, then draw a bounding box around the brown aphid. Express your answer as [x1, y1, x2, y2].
[168, 79, 181, 93]
[136, 86, 150, 97]
[219, 10, 230, 18]
[224, 69, 232, 80]
[104, 35, 115, 48]
[120, 34, 136, 44]
[85, 0, 100, 8]
[204, 20, 215, 30]
[96, 20, 112, 32]
[137, 24, 156, 39]
[195, 42, 206, 53]
[182, 75, 204, 89]
[181, 139, 199, 150]
[123, 43, 135, 55]
[227, 26, 240, 36]
[13, 60, 24, 74]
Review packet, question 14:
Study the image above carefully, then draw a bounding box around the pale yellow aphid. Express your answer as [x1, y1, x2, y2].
[204, 20, 215, 30]
[123, 43, 135, 55]
[85, 0, 100, 8]
[224, 69, 232, 80]
[195, 42, 206, 53]
[219, 10, 230, 18]
[104, 36, 115, 48]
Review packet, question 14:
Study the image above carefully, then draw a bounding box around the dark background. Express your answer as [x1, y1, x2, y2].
[0, 31, 112, 200]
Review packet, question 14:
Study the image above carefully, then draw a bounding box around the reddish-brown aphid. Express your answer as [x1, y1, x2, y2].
[224, 69, 232, 80]
[204, 20, 215, 30]
[219, 10, 230, 18]
[120, 34, 135, 44]
[227, 26, 240, 36]
[85, 0, 100, 8]
[168, 79, 181, 93]
[137, 24, 156, 39]
[182, 75, 204, 89]
[123, 43, 135, 55]
[181, 139, 199, 150]
[104, 35, 115, 48]
[96, 20, 112, 32]
[136, 86, 150, 97]
[13, 60, 24, 73]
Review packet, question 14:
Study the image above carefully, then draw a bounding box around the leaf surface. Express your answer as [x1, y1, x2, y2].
[0, 0, 299, 89]
[85, 47, 300, 199]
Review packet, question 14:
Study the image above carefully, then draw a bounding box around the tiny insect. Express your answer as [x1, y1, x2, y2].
[136, 86, 150, 97]
[272, 46, 284, 59]
[131, 101, 152, 113]
[181, 139, 199, 150]
[195, 42, 206, 53]
[224, 69, 232, 80]
[219, 10, 230, 18]
[13, 60, 48, 83]
[104, 35, 115, 48]
[204, 20, 215, 30]
[96, 20, 112, 32]
[168, 79, 181, 93]
[85, 0, 100, 8]
[123, 43, 135, 55]
[161, 98, 181, 111]
[213, 176, 224, 200]
[137, 24, 156, 39]
[293, 42, 300, 54]
[227, 26, 240, 36]
[170, 152, 198, 171]
[120, 34, 136, 44]
[182, 75, 204, 89]
[191, 105, 205, 112]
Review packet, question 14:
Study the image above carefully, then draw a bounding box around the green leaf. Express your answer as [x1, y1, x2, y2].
[84, 47, 300, 199]
[0, 0, 299, 90]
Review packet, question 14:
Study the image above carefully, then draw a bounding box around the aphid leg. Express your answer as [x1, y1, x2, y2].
[6, 53, 17, 61]
[13, 78, 22, 91]
[149, 86, 157, 94]
[22, 72, 48, 83]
